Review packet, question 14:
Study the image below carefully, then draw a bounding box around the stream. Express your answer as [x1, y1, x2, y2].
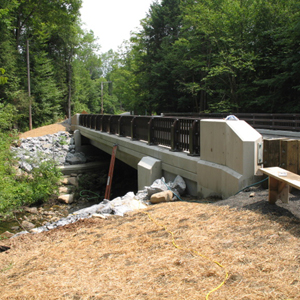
[0, 159, 138, 237]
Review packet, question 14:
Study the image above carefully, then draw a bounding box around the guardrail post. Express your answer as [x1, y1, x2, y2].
[79, 114, 83, 126]
[118, 116, 124, 137]
[83, 115, 87, 127]
[131, 117, 137, 140]
[108, 116, 113, 134]
[170, 119, 181, 152]
[92, 114, 98, 129]
[96, 115, 102, 131]
[188, 120, 200, 156]
[87, 115, 92, 128]
[148, 118, 155, 145]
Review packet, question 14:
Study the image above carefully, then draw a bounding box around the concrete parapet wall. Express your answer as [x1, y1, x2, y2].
[71, 114, 80, 132]
[199, 119, 263, 198]
[73, 117, 263, 199]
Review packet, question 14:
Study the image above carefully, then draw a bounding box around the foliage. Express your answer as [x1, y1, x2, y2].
[104, 0, 300, 114]
[0, 0, 109, 130]
[0, 103, 18, 130]
[0, 137, 62, 216]
[0, 68, 8, 85]
[0, 106, 62, 216]
[1, 0, 299, 126]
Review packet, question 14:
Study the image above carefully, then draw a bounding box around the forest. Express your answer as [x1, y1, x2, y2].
[1, 0, 300, 132]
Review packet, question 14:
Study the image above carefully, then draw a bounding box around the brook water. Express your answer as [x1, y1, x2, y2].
[0, 159, 137, 237]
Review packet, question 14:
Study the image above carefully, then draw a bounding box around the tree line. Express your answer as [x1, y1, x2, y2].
[1, 0, 300, 132]
[0, 0, 117, 131]
[109, 0, 300, 115]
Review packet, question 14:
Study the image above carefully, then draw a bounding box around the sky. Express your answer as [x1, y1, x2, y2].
[80, 0, 160, 53]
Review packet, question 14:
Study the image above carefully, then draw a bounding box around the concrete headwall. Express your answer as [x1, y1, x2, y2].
[198, 119, 262, 198]
[71, 114, 263, 199]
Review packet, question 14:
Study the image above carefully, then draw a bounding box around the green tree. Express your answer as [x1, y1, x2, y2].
[0, 68, 8, 85]
[72, 29, 102, 114]
[131, 0, 183, 114]
[31, 51, 63, 125]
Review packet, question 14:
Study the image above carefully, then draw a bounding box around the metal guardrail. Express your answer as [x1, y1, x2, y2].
[79, 114, 200, 156]
[164, 113, 300, 132]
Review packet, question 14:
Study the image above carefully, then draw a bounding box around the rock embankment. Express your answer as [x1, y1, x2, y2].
[10, 131, 93, 173]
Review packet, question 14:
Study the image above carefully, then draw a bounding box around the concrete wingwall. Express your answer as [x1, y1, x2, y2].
[71, 115, 263, 199]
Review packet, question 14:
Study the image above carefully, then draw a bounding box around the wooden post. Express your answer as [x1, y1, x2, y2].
[263, 139, 282, 188]
[298, 140, 300, 175]
[104, 145, 117, 200]
[268, 176, 289, 204]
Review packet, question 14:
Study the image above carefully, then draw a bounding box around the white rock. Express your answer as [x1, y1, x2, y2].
[59, 186, 72, 194]
[58, 194, 74, 204]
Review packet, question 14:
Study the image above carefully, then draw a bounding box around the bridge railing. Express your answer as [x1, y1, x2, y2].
[78, 114, 200, 156]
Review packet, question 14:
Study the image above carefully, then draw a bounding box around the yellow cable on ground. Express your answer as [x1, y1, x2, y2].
[142, 209, 229, 299]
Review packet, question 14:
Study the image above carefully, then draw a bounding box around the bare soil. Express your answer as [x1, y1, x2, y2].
[0, 124, 299, 299]
[19, 121, 70, 139]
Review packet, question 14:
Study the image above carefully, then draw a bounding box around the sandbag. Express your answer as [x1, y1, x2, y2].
[150, 190, 174, 204]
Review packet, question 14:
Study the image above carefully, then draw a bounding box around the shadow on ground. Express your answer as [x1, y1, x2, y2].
[212, 186, 300, 238]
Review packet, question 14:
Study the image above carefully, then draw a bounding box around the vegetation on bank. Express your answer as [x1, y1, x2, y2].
[0, 105, 62, 218]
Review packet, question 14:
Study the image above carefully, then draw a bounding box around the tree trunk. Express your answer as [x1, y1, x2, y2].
[67, 53, 72, 119]
[27, 39, 32, 130]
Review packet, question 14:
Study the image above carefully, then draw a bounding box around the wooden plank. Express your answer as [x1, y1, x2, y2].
[260, 167, 300, 190]
[260, 166, 300, 204]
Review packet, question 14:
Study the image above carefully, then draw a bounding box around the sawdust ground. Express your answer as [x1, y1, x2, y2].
[0, 197, 300, 300]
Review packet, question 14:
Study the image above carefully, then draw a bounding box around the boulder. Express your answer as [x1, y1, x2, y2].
[59, 186, 72, 194]
[24, 207, 38, 214]
[65, 152, 86, 165]
[150, 190, 174, 204]
[0, 231, 14, 239]
[21, 220, 35, 230]
[61, 177, 69, 185]
[58, 194, 74, 204]
[67, 177, 78, 187]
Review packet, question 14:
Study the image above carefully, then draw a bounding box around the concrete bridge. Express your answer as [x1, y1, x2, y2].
[71, 114, 263, 199]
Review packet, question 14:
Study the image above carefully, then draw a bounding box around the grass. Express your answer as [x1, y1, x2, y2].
[0, 200, 299, 299]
